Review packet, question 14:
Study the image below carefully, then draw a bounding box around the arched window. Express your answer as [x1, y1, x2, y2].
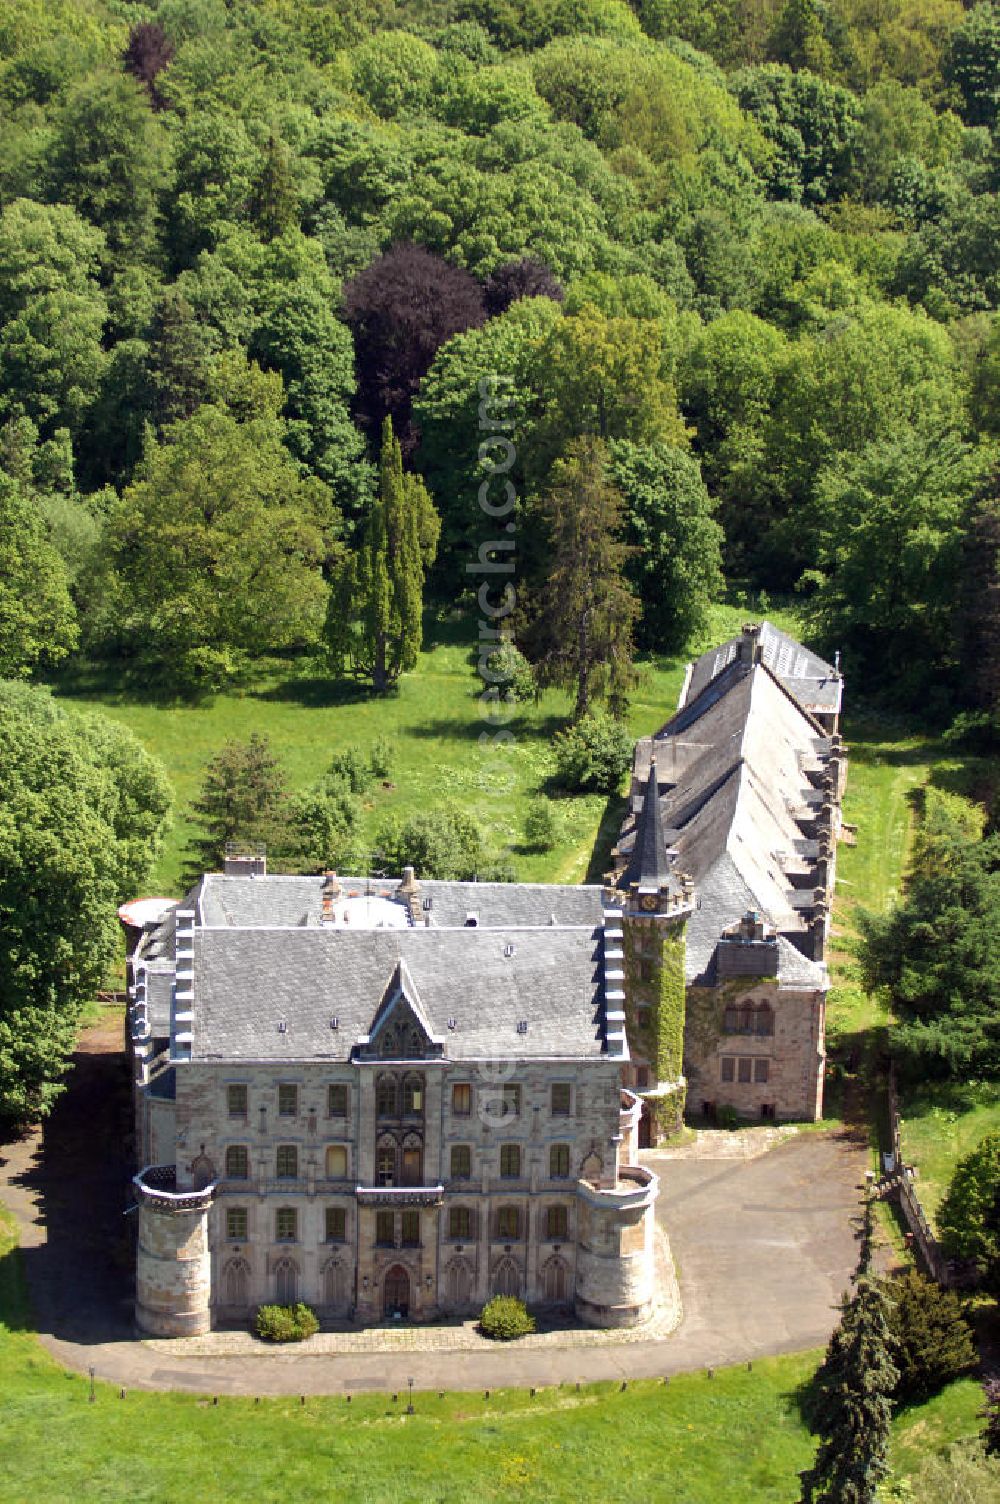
[723, 1004, 739, 1034]
[224, 1257, 250, 1307]
[401, 1132, 423, 1186]
[190, 1152, 215, 1189]
[492, 1256, 521, 1297]
[403, 1073, 424, 1116]
[755, 1003, 775, 1037]
[376, 1073, 397, 1118]
[274, 1257, 297, 1305]
[550, 1144, 570, 1179]
[225, 1144, 248, 1179]
[325, 1145, 348, 1178]
[376, 1137, 397, 1186]
[737, 1004, 754, 1035]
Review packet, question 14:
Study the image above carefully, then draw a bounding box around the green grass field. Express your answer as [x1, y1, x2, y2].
[54, 603, 803, 896]
[0, 1209, 990, 1504]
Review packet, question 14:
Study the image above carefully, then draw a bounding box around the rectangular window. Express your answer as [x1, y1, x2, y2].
[225, 1144, 249, 1179]
[545, 1205, 568, 1240]
[325, 1145, 348, 1178]
[449, 1206, 471, 1240]
[754, 1058, 770, 1084]
[226, 1207, 247, 1240]
[227, 1084, 248, 1118]
[502, 1084, 521, 1119]
[450, 1145, 472, 1180]
[278, 1083, 298, 1117]
[325, 1206, 346, 1243]
[401, 1146, 422, 1186]
[276, 1144, 298, 1178]
[550, 1143, 570, 1179]
[551, 1083, 571, 1117]
[738, 1058, 752, 1084]
[720, 1058, 735, 1083]
[275, 1206, 297, 1241]
[452, 1082, 472, 1117]
[375, 1210, 394, 1246]
[497, 1205, 520, 1240]
[327, 1083, 348, 1118]
[636, 1066, 650, 1091]
[500, 1143, 521, 1178]
[376, 1145, 396, 1186]
[401, 1210, 420, 1247]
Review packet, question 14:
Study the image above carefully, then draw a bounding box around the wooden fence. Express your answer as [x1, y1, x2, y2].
[878, 1065, 952, 1286]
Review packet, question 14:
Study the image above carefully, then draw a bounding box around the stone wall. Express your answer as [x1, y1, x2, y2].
[135, 1194, 212, 1336]
[684, 981, 825, 1122]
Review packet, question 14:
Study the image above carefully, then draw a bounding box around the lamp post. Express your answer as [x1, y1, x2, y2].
[406, 1376, 415, 1415]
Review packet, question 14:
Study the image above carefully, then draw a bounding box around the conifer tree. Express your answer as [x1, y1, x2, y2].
[530, 436, 639, 720]
[800, 1203, 899, 1504]
[186, 734, 290, 879]
[327, 418, 440, 692]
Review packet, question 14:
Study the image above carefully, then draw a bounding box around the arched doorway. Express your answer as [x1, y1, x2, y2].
[224, 1257, 250, 1307]
[543, 1256, 568, 1304]
[274, 1257, 297, 1305]
[445, 1257, 473, 1308]
[383, 1264, 410, 1318]
[492, 1256, 521, 1298]
[324, 1260, 348, 1313]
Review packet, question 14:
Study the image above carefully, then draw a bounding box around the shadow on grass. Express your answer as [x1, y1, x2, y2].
[406, 713, 569, 743]
[585, 791, 629, 883]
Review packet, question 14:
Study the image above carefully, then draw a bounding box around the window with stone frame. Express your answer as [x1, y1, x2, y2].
[450, 1144, 472, 1179]
[635, 1065, 650, 1090]
[327, 1083, 349, 1118]
[227, 1083, 248, 1118]
[401, 1209, 420, 1247]
[551, 1083, 571, 1117]
[376, 1141, 396, 1186]
[755, 1005, 774, 1037]
[375, 1210, 395, 1246]
[720, 1057, 735, 1082]
[754, 1058, 770, 1083]
[401, 1137, 423, 1186]
[502, 1083, 521, 1119]
[499, 1143, 521, 1178]
[376, 1073, 397, 1118]
[275, 1206, 297, 1241]
[325, 1206, 347, 1242]
[452, 1082, 472, 1116]
[276, 1144, 298, 1178]
[402, 1073, 424, 1116]
[226, 1206, 248, 1239]
[496, 1205, 521, 1240]
[325, 1144, 348, 1178]
[225, 1144, 249, 1179]
[549, 1143, 570, 1178]
[278, 1083, 298, 1116]
[545, 1205, 568, 1240]
[738, 1057, 752, 1083]
[449, 1205, 472, 1240]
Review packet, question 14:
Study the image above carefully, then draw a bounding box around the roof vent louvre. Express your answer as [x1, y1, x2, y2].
[516, 1019, 528, 1035]
[329, 1016, 339, 1031]
[447, 1017, 458, 1031]
[504, 942, 515, 958]
[277, 1020, 287, 1034]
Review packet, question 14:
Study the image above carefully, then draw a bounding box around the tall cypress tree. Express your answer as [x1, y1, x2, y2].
[327, 417, 440, 692]
[800, 1204, 899, 1504]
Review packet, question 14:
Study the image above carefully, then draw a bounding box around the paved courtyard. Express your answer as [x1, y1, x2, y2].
[0, 1026, 870, 1394]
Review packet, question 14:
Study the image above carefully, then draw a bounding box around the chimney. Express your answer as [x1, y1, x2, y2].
[739, 622, 763, 666]
[321, 870, 341, 925]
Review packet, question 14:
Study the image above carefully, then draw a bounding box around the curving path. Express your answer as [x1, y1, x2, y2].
[0, 1024, 869, 1395]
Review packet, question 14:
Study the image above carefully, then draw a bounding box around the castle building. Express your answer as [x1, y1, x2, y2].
[123, 622, 844, 1335]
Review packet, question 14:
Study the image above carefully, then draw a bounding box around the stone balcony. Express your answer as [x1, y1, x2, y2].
[133, 1164, 216, 1212]
[355, 1183, 445, 1207]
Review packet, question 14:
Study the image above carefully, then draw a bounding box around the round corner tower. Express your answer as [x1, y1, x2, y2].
[134, 1167, 214, 1336]
[574, 1166, 660, 1328]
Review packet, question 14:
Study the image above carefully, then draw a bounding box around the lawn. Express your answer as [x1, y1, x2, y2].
[54, 602, 804, 897]
[897, 1083, 1000, 1226]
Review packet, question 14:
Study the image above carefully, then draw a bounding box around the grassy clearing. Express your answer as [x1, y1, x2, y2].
[898, 1084, 1000, 1226]
[0, 1204, 990, 1503]
[54, 603, 803, 896]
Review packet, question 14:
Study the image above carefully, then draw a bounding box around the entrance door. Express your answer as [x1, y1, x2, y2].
[383, 1264, 410, 1318]
[638, 1105, 652, 1150]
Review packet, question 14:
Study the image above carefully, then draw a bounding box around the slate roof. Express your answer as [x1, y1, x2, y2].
[682, 620, 842, 718]
[188, 924, 609, 1063]
[615, 662, 831, 990]
[195, 874, 605, 931]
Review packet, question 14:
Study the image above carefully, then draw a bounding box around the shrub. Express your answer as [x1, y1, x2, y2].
[369, 734, 394, 779]
[716, 1105, 741, 1129]
[327, 746, 373, 794]
[479, 1296, 536, 1341]
[482, 638, 537, 702]
[255, 1303, 319, 1343]
[886, 1269, 976, 1402]
[552, 711, 632, 794]
[523, 797, 556, 851]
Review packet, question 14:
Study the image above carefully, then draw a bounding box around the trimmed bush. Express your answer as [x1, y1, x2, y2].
[478, 1295, 536, 1340]
[255, 1302, 319, 1343]
[523, 796, 557, 851]
[552, 710, 632, 794]
[482, 638, 537, 702]
[886, 1268, 976, 1402]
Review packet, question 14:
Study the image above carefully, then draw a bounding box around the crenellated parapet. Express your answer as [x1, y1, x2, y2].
[574, 1164, 661, 1328]
[133, 1165, 214, 1336]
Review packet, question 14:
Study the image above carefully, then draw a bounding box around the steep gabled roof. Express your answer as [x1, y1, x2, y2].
[682, 620, 842, 719]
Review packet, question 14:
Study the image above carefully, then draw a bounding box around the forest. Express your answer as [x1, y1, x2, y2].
[0, 0, 998, 723]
